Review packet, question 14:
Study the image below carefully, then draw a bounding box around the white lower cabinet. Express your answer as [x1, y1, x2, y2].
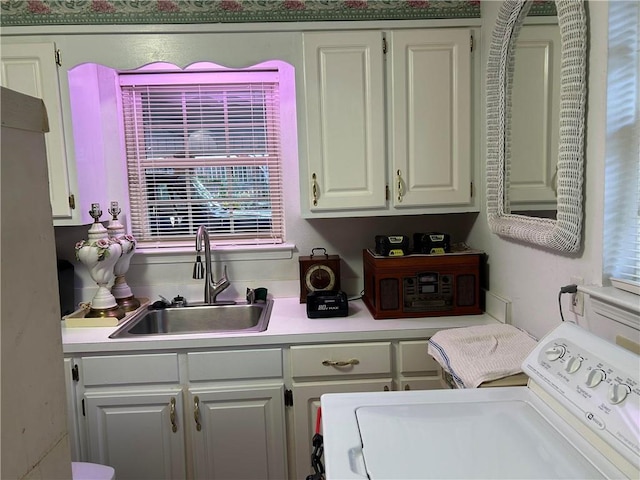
[187, 385, 287, 480]
[288, 340, 446, 479]
[67, 339, 444, 480]
[84, 387, 187, 480]
[72, 350, 287, 480]
[289, 342, 394, 480]
[291, 379, 392, 480]
[397, 340, 445, 391]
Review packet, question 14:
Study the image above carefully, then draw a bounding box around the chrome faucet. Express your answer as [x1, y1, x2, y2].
[193, 225, 231, 304]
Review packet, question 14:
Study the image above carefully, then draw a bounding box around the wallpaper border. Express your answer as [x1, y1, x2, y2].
[0, 1, 556, 27]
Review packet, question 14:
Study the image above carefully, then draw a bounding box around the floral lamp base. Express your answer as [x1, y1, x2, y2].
[76, 203, 126, 320]
[112, 276, 141, 312]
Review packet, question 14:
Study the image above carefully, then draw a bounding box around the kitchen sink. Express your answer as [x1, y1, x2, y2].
[109, 300, 273, 338]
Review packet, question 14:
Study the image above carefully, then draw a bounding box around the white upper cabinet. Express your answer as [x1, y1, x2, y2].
[302, 31, 387, 212]
[1, 41, 109, 224]
[300, 28, 474, 217]
[389, 29, 471, 209]
[1, 42, 73, 218]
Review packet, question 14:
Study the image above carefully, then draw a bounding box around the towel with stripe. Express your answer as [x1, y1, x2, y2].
[427, 324, 538, 388]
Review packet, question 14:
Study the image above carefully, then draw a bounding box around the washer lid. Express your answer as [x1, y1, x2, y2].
[355, 401, 606, 479]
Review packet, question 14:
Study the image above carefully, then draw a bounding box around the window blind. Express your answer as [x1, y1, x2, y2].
[603, 1, 640, 287]
[120, 70, 284, 244]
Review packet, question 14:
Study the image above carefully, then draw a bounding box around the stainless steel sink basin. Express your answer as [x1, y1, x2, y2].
[109, 300, 272, 338]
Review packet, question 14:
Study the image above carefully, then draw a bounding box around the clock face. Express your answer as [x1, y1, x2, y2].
[305, 264, 336, 292]
[299, 252, 341, 302]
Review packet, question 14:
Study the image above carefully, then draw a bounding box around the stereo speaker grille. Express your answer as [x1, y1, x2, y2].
[456, 274, 476, 306]
[379, 278, 399, 310]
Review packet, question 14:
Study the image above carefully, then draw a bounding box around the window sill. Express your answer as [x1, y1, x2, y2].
[132, 242, 295, 265]
[579, 285, 640, 331]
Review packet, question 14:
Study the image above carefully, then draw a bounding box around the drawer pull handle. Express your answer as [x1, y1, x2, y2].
[194, 396, 202, 431]
[322, 359, 360, 367]
[396, 169, 404, 202]
[170, 397, 178, 433]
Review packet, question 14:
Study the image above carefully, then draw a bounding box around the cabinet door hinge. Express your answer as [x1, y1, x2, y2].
[382, 37, 388, 55]
[284, 389, 293, 407]
[68, 194, 76, 210]
[55, 49, 62, 67]
[470, 35, 474, 53]
[81, 399, 86, 417]
[71, 364, 79, 382]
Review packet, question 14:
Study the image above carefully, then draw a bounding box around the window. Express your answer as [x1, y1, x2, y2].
[603, 1, 640, 290]
[119, 66, 285, 245]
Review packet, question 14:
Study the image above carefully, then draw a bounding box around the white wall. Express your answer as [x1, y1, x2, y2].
[468, 0, 610, 340]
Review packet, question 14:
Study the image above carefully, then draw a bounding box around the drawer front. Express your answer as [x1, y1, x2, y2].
[399, 378, 446, 391]
[81, 353, 179, 386]
[398, 340, 441, 375]
[291, 342, 391, 379]
[188, 349, 283, 381]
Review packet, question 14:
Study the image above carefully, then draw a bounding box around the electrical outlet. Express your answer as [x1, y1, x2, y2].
[570, 276, 584, 316]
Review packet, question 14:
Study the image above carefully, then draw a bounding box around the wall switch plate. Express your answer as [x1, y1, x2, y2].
[570, 276, 584, 316]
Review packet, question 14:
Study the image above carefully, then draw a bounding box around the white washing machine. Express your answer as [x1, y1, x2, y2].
[321, 322, 639, 479]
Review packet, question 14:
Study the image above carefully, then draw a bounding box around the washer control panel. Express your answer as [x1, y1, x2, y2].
[523, 322, 639, 468]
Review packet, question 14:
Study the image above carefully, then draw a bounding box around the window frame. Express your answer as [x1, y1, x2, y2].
[118, 63, 287, 247]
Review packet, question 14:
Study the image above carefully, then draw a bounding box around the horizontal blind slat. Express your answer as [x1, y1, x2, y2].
[121, 70, 284, 243]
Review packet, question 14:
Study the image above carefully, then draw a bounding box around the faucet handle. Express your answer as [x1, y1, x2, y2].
[221, 264, 229, 282]
[246, 288, 255, 304]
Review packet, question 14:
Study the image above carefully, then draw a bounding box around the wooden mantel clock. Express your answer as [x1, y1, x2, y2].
[298, 248, 341, 303]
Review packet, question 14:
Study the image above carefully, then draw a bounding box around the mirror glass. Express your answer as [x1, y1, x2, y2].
[510, 19, 560, 218]
[486, 0, 587, 252]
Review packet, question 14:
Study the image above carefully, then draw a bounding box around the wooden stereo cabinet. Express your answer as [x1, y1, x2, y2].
[363, 249, 483, 319]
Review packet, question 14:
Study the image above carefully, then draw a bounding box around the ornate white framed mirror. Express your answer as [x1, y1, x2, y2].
[486, 0, 587, 252]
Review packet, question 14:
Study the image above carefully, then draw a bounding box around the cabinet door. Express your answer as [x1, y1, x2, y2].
[302, 31, 387, 213]
[1, 42, 72, 218]
[188, 384, 287, 480]
[398, 378, 445, 391]
[509, 25, 561, 210]
[63, 358, 81, 461]
[389, 29, 472, 208]
[84, 388, 186, 480]
[397, 341, 446, 390]
[291, 379, 392, 480]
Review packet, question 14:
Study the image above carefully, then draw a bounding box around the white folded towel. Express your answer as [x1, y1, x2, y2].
[427, 324, 537, 388]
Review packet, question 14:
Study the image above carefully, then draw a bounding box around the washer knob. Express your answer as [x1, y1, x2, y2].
[565, 356, 583, 374]
[608, 383, 631, 405]
[545, 345, 566, 361]
[585, 369, 606, 388]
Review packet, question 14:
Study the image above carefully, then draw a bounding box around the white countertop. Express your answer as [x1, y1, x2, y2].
[61, 297, 500, 355]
